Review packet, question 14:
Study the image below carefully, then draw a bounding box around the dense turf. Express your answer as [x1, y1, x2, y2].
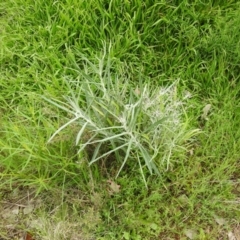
[1, 0, 240, 239]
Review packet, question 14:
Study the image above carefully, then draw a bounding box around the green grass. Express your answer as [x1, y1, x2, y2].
[1, 0, 240, 239]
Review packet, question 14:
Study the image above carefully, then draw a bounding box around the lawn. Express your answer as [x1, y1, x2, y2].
[0, 0, 240, 239]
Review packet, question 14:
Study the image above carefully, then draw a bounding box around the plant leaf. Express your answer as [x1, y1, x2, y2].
[107, 180, 120, 194]
[76, 122, 88, 145]
[116, 139, 133, 178]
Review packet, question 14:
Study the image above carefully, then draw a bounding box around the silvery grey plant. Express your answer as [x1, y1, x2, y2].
[43, 50, 199, 186]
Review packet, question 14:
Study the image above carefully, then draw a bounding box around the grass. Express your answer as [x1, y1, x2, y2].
[43, 54, 200, 186]
[0, 0, 240, 239]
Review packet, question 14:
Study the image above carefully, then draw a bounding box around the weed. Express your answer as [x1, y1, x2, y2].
[44, 50, 200, 185]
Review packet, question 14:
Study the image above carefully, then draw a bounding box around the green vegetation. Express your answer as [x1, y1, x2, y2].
[0, 0, 239, 239]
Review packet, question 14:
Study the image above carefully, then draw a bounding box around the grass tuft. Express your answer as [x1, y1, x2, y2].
[44, 50, 200, 185]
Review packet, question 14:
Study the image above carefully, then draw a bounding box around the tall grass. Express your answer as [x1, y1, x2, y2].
[43, 49, 200, 185]
[0, 0, 240, 239]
